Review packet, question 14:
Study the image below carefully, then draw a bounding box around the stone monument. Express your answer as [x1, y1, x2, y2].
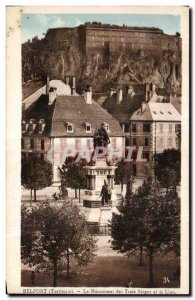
[83, 124, 118, 228]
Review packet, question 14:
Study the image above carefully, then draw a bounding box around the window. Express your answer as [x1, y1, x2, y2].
[112, 138, 117, 149]
[168, 138, 173, 148]
[87, 139, 92, 149]
[160, 111, 164, 115]
[124, 124, 129, 133]
[125, 137, 130, 146]
[153, 111, 157, 114]
[143, 123, 150, 133]
[86, 125, 91, 132]
[158, 138, 164, 148]
[41, 154, 44, 160]
[68, 125, 73, 132]
[41, 139, 45, 150]
[85, 122, 91, 132]
[75, 139, 81, 149]
[159, 124, 163, 133]
[168, 124, 173, 133]
[30, 139, 34, 149]
[133, 138, 136, 146]
[66, 122, 73, 132]
[175, 123, 181, 133]
[144, 152, 150, 161]
[145, 137, 149, 146]
[22, 153, 27, 160]
[21, 138, 24, 149]
[132, 123, 136, 133]
[39, 123, 43, 132]
[29, 123, 34, 133]
[168, 111, 172, 115]
[22, 122, 26, 132]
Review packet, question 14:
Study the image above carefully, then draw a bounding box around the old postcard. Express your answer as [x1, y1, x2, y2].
[6, 6, 190, 295]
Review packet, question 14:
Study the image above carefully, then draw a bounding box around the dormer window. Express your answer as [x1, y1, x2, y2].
[66, 122, 73, 133]
[29, 119, 36, 133]
[29, 122, 34, 133]
[84, 122, 91, 132]
[22, 121, 26, 133]
[38, 119, 45, 134]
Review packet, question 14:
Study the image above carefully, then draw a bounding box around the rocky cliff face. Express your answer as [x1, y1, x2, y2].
[22, 39, 181, 95]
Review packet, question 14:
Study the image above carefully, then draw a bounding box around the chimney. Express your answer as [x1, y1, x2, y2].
[141, 101, 147, 113]
[65, 75, 70, 86]
[48, 87, 57, 105]
[83, 85, 92, 104]
[88, 84, 92, 93]
[145, 83, 152, 102]
[71, 87, 76, 95]
[126, 85, 134, 95]
[72, 76, 76, 89]
[38, 119, 46, 133]
[166, 93, 171, 103]
[117, 88, 123, 104]
[110, 88, 114, 97]
[152, 83, 156, 94]
[46, 76, 50, 95]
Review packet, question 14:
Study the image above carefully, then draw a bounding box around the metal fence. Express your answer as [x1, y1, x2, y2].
[87, 223, 111, 235]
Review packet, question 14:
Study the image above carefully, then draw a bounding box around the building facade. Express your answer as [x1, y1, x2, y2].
[45, 23, 181, 55]
[129, 102, 181, 178]
[22, 78, 125, 182]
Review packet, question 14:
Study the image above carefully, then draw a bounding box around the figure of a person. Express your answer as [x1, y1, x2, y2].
[93, 126, 110, 150]
[93, 129, 100, 149]
[100, 126, 110, 148]
[106, 184, 112, 205]
[59, 179, 68, 199]
[100, 180, 109, 206]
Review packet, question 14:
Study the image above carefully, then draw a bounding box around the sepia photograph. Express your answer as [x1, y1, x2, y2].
[6, 6, 190, 295]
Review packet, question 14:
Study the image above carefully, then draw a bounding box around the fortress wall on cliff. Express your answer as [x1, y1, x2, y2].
[45, 25, 181, 54]
[45, 27, 79, 51]
[85, 27, 181, 53]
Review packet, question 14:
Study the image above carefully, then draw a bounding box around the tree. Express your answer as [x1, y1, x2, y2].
[21, 155, 53, 202]
[110, 180, 180, 287]
[59, 157, 88, 202]
[155, 149, 181, 193]
[21, 202, 96, 287]
[115, 159, 132, 192]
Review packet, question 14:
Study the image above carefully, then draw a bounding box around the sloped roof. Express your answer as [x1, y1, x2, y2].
[23, 95, 55, 135]
[22, 80, 44, 101]
[96, 95, 108, 106]
[49, 80, 72, 95]
[131, 102, 181, 122]
[22, 79, 72, 110]
[50, 95, 124, 137]
[171, 97, 181, 114]
[102, 92, 144, 124]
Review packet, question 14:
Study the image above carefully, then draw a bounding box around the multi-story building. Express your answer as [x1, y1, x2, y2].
[45, 23, 181, 55]
[22, 78, 125, 182]
[129, 102, 181, 177]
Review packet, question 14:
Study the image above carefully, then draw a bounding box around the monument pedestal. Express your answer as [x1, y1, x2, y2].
[83, 158, 117, 226]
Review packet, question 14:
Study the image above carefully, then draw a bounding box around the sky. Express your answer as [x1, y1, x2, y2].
[21, 13, 180, 43]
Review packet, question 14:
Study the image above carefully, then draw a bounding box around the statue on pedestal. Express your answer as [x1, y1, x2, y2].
[93, 124, 110, 149]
